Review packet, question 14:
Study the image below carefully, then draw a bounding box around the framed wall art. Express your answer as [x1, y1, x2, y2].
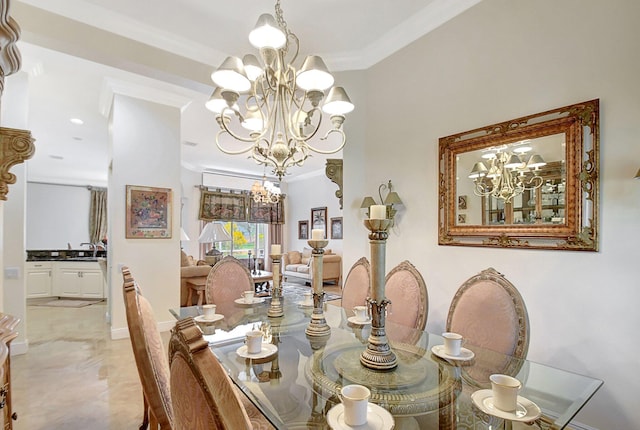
[298, 220, 309, 239]
[126, 185, 172, 238]
[249, 197, 285, 224]
[199, 190, 247, 221]
[330, 217, 343, 239]
[311, 206, 327, 239]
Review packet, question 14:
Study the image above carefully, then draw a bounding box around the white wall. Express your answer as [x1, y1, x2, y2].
[108, 93, 182, 339]
[344, 0, 640, 428]
[26, 183, 91, 249]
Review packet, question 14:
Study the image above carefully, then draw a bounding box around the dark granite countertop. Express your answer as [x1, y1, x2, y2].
[26, 249, 107, 262]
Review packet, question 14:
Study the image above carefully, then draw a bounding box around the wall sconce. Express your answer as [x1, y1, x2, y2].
[360, 180, 403, 224]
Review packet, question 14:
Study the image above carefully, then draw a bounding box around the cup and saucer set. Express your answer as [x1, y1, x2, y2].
[327, 385, 394, 430]
[234, 290, 266, 306]
[431, 332, 475, 363]
[194, 304, 224, 324]
[471, 374, 542, 422]
[235, 329, 278, 360]
[298, 292, 314, 308]
[347, 305, 372, 326]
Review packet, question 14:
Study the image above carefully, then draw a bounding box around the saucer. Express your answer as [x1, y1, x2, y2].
[194, 314, 224, 324]
[431, 345, 475, 362]
[347, 316, 372, 326]
[298, 301, 314, 308]
[236, 343, 278, 359]
[471, 389, 542, 422]
[327, 402, 394, 430]
[234, 297, 266, 305]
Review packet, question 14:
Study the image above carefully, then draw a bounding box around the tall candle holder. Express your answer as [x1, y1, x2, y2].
[268, 253, 284, 318]
[305, 239, 331, 338]
[360, 218, 398, 371]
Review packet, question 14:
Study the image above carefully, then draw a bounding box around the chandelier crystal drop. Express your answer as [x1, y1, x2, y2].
[469, 144, 547, 203]
[207, 0, 354, 180]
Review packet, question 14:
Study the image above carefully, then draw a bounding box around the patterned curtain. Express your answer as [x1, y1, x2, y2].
[89, 188, 107, 243]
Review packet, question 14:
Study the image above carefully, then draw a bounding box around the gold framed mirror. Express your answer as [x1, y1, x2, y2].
[438, 99, 599, 251]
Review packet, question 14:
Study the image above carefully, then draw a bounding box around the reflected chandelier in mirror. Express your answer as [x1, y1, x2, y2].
[439, 99, 599, 251]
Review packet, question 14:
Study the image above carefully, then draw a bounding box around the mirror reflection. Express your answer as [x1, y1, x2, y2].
[456, 134, 566, 226]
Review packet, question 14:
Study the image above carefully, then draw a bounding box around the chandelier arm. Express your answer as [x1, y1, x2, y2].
[215, 130, 257, 155]
[217, 113, 265, 144]
[304, 128, 347, 154]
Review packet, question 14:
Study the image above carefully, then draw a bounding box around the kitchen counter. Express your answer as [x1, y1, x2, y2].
[26, 249, 107, 262]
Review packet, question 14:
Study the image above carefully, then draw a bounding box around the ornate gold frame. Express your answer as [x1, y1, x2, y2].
[438, 99, 599, 251]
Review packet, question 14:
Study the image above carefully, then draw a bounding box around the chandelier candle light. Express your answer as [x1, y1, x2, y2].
[207, 0, 354, 180]
[305, 229, 331, 338]
[361, 206, 397, 371]
[251, 174, 282, 204]
[268, 244, 284, 318]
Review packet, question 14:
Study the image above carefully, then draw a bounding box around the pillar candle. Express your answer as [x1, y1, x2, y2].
[271, 244, 281, 255]
[311, 228, 324, 240]
[370, 205, 387, 220]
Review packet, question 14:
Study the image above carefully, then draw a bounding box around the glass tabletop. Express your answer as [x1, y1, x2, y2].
[171, 292, 602, 429]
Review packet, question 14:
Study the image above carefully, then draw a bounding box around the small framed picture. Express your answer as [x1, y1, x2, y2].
[126, 185, 172, 238]
[298, 220, 309, 240]
[458, 214, 467, 224]
[310, 206, 327, 239]
[330, 217, 343, 239]
[458, 195, 468, 210]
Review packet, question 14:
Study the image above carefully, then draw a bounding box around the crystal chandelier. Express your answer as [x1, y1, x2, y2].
[206, 0, 354, 180]
[250, 175, 282, 204]
[469, 143, 547, 202]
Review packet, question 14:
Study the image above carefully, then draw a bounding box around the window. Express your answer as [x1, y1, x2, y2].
[218, 222, 268, 259]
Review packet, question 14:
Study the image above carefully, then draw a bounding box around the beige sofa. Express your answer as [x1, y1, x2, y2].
[283, 248, 342, 285]
[180, 250, 212, 306]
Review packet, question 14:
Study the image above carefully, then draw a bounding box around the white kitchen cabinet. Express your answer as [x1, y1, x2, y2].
[52, 262, 105, 299]
[26, 262, 53, 298]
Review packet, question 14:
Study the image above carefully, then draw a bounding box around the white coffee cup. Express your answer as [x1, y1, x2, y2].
[303, 291, 313, 305]
[353, 305, 368, 322]
[242, 290, 255, 303]
[202, 304, 217, 320]
[245, 330, 263, 354]
[442, 332, 463, 356]
[490, 374, 522, 412]
[340, 384, 370, 426]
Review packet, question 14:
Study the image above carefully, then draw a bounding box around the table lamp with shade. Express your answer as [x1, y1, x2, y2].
[198, 222, 232, 265]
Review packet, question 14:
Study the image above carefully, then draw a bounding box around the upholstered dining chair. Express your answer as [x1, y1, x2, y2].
[169, 317, 275, 430]
[204, 255, 254, 317]
[340, 257, 371, 316]
[122, 267, 173, 430]
[384, 260, 429, 343]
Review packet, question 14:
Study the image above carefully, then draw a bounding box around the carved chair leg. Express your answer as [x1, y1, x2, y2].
[139, 393, 149, 430]
[149, 409, 159, 429]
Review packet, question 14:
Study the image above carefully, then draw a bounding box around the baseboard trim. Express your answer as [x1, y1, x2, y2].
[110, 320, 175, 340]
[9, 340, 28, 356]
[568, 421, 599, 430]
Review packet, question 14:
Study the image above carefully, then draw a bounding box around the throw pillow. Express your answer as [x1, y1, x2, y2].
[288, 251, 302, 265]
[301, 257, 311, 265]
[302, 247, 312, 259]
[180, 250, 191, 267]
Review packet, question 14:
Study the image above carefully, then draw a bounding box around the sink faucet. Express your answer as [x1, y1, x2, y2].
[79, 242, 99, 258]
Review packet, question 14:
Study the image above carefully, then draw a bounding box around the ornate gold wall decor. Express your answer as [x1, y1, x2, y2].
[0, 0, 22, 95]
[0, 127, 35, 200]
[438, 99, 599, 251]
[325, 159, 343, 209]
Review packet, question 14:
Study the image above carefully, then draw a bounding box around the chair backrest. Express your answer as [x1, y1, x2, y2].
[168, 317, 254, 430]
[446, 267, 529, 359]
[341, 257, 371, 315]
[122, 267, 173, 429]
[204, 256, 253, 306]
[384, 260, 429, 331]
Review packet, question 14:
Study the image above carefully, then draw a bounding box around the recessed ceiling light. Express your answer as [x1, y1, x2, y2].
[70, 118, 84, 125]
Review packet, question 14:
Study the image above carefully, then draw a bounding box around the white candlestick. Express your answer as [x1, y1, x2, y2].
[311, 228, 324, 240]
[271, 244, 281, 255]
[370, 205, 387, 220]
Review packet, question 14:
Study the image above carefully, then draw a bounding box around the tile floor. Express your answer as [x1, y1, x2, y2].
[11, 282, 341, 430]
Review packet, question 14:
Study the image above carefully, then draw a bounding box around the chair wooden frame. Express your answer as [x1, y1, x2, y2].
[204, 255, 253, 304]
[446, 267, 530, 361]
[384, 260, 429, 331]
[122, 267, 173, 430]
[169, 317, 274, 430]
[340, 257, 371, 314]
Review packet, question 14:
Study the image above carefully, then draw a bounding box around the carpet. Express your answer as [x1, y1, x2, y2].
[34, 299, 103, 308]
[283, 284, 341, 302]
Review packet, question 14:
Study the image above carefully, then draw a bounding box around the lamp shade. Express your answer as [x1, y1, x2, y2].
[180, 228, 189, 241]
[527, 154, 547, 169]
[249, 13, 286, 49]
[360, 196, 376, 209]
[384, 191, 403, 206]
[635, 168, 640, 179]
[296, 55, 334, 91]
[211, 56, 251, 92]
[469, 162, 488, 179]
[198, 222, 231, 243]
[322, 86, 354, 115]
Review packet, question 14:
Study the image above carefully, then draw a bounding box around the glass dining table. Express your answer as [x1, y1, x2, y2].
[170, 288, 602, 430]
